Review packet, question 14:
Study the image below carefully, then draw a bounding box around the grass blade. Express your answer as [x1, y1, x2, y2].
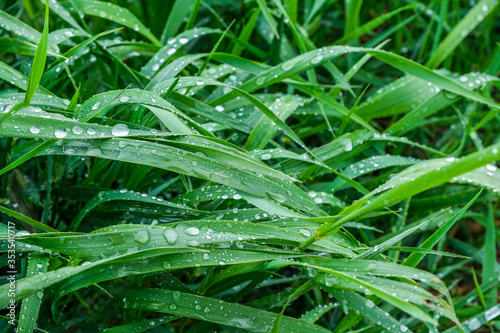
[402, 190, 482, 267]
[24, 0, 50, 106]
[426, 0, 499, 68]
[17, 253, 48, 333]
[112, 287, 331, 333]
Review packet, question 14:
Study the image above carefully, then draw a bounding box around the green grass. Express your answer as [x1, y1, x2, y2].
[0, 0, 499, 332]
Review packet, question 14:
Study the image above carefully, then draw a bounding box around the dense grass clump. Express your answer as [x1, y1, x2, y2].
[1, 0, 499, 332]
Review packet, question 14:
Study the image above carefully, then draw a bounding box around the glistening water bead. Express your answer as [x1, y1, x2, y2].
[55, 128, 67, 138]
[111, 124, 130, 136]
[261, 153, 272, 160]
[71, 125, 83, 134]
[91, 102, 101, 110]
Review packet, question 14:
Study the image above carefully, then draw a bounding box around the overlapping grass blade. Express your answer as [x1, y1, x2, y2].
[23, 0, 50, 107]
[304, 145, 500, 247]
[402, 190, 482, 267]
[426, 0, 499, 68]
[62, 0, 161, 46]
[112, 287, 331, 332]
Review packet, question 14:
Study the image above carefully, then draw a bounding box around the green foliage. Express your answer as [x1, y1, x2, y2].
[1, 0, 499, 332]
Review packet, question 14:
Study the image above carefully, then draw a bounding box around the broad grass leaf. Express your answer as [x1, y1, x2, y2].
[111, 288, 331, 333]
[63, 0, 161, 46]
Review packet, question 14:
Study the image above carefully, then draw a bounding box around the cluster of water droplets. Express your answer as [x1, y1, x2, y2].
[143, 28, 215, 78]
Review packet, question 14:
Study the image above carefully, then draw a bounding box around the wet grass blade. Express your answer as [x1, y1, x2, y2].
[111, 287, 331, 333]
[335, 4, 423, 45]
[0, 205, 57, 232]
[67, 0, 161, 46]
[17, 253, 48, 333]
[426, 0, 499, 68]
[256, 0, 279, 39]
[402, 190, 482, 267]
[303, 143, 500, 248]
[24, 0, 50, 106]
[0, 140, 56, 178]
[483, 199, 497, 308]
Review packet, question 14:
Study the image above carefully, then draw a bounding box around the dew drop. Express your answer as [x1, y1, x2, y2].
[91, 102, 101, 110]
[261, 153, 272, 160]
[69, 125, 82, 135]
[311, 55, 323, 64]
[119, 96, 130, 103]
[179, 37, 189, 44]
[342, 139, 353, 151]
[55, 128, 67, 138]
[163, 229, 178, 245]
[486, 164, 497, 171]
[30, 125, 40, 134]
[299, 229, 311, 237]
[484, 306, 500, 321]
[111, 124, 130, 136]
[281, 61, 294, 71]
[365, 300, 375, 308]
[184, 227, 200, 236]
[134, 229, 150, 244]
[268, 192, 286, 203]
[86, 147, 101, 156]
